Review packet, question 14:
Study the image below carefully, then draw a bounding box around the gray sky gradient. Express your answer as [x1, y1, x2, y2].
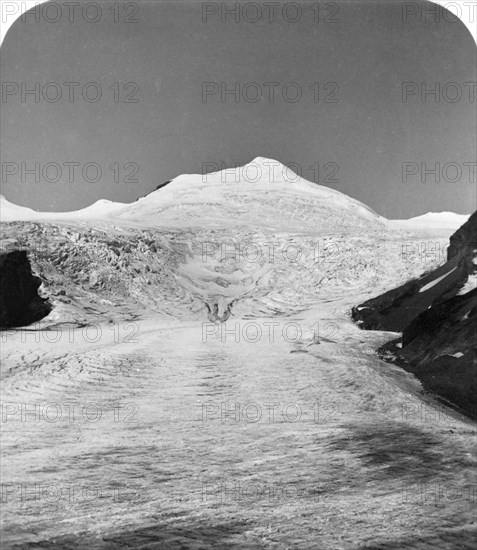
[1, 0, 476, 218]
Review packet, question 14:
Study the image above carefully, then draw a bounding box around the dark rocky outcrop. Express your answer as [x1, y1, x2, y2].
[401, 288, 477, 351]
[390, 289, 477, 418]
[448, 210, 477, 262]
[351, 255, 465, 331]
[136, 180, 172, 201]
[353, 211, 477, 418]
[0, 250, 52, 328]
[401, 350, 477, 419]
[352, 211, 477, 332]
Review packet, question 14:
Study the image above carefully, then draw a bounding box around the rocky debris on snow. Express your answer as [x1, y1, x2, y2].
[0, 250, 51, 328]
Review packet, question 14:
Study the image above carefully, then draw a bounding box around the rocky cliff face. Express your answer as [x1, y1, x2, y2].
[395, 289, 477, 418]
[448, 211, 477, 262]
[0, 250, 52, 328]
[352, 212, 477, 332]
[353, 211, 477, 418]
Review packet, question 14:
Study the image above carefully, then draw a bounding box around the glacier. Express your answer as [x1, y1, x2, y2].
[0, 158, 475, 549]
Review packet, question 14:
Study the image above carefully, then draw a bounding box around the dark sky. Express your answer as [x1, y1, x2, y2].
[1, 0, 475, 218]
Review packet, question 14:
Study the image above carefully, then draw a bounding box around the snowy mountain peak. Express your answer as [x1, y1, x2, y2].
[0, 195, 125, 222]
[174, 157, 300, 188]
[390, 211, 471, 234]
[246, 156, 291, 171]
[112, 157, 385, 230]
[239, 157, 301, 184]
[2, 157, 467, 234]
[250, 156, 277, 164]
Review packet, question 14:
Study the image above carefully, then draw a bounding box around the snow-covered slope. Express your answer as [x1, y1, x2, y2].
[1, 158, 386, 232]
[410, 211, 470, 226]
[0, 196, 125, 222]
[111, 157, 385, 231]
[0, 196, 42, 222]
[1, 157, 469, 322]
[2, 158, 470, 235]
[2, 159, 476, 548]
[390, 211, 470, 235]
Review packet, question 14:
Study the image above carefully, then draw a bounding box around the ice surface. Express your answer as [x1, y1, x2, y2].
[1, 158, 475, 548]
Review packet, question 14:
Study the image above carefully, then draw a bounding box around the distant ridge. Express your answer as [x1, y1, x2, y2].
[0, 157, 468, 233]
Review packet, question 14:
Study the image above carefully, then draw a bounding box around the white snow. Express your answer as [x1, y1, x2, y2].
[392, 211, 470, 228]
[1, 158, 385, 232]
[2, 160, 469, 237]
[1, 157, 475, 547]
[390, 212, 470, 236]
[457, 274, 477, 295]
[0, 195, 126, 222]
[418, 266, 458, 293]
[110, 157, 386, 231]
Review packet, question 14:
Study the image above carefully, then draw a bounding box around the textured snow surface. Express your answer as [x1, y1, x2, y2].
[2, 158, 385, 232]
[2, 158, 469, 233]
[1, 159, 476, 549]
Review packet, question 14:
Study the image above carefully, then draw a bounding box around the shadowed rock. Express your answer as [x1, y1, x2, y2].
[394, 289, 477, 418]
[448, 210, 477, 262]
[352, 211, 477, 332]
[353, 212, 477, 418]
[0, 250, 52, 328]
